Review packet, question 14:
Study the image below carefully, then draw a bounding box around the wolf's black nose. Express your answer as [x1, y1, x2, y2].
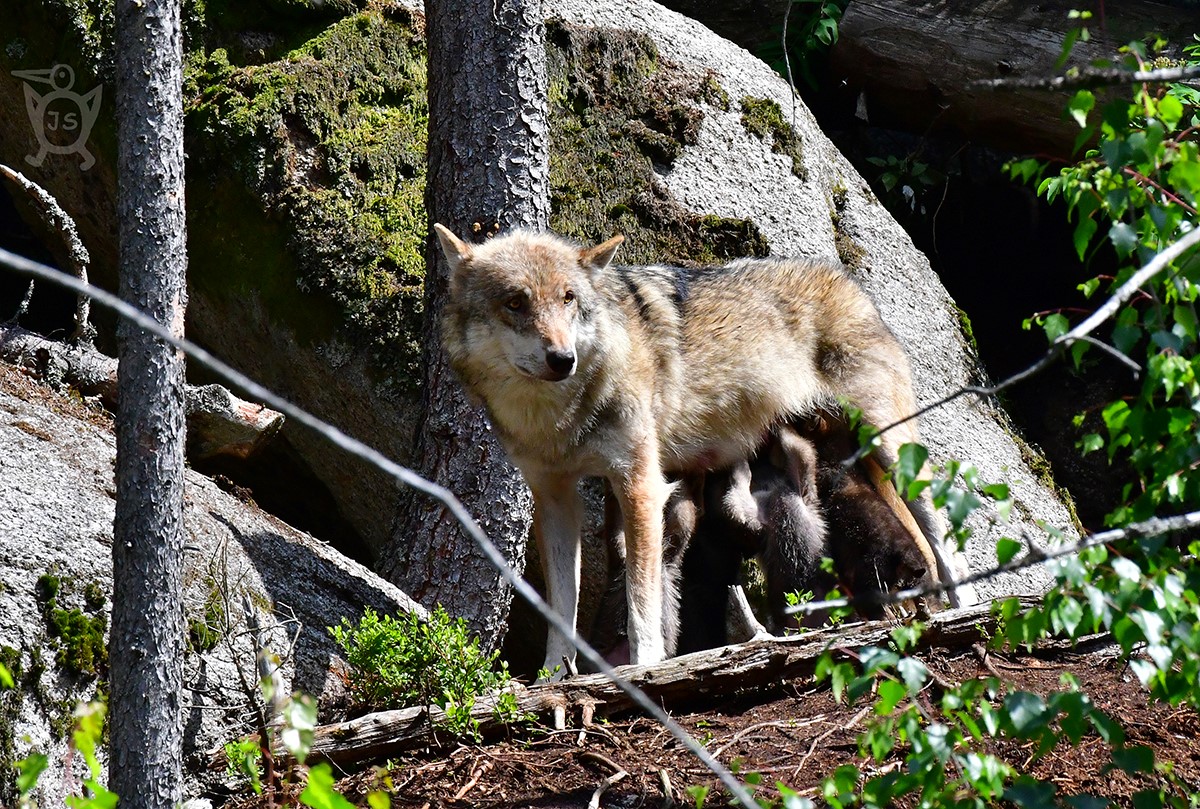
[545, 348, 576, 376]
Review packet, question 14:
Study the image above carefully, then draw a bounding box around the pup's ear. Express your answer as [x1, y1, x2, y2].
[579, 234, 624, 270]
[433, 223, 473, 272]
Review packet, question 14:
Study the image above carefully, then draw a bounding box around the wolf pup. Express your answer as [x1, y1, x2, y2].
[434, 224, 974, 673]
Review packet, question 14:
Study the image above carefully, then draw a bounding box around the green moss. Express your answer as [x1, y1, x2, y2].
[547, 22, 767, 263]
[187, 581, 226, 654]
[954, 304, 979, 357]
[47, 607, 106, 677]
[1011, 431, 1083, 532]
[739, 96, 805, 180]
[35, 573, 60, 602]
[184, 8, 428, 386]
[0, 646, 19, 802]
[34, 572, 107, 678]
[827, 180, 866, 273]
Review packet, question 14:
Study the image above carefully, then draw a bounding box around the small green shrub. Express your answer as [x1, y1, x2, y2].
[330, 606, 519, 739]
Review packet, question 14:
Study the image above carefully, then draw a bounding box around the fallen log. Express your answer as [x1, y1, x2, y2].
[831, 0, 1198, 157]
[303, 598, 1036, 767]
[0, 323, 284, 460]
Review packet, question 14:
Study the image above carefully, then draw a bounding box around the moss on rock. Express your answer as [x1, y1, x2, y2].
[546, 22, 768, 264]
[740, 96, 805, 181]
[184, 8, 428, 385]
[34, 571, 107, 679]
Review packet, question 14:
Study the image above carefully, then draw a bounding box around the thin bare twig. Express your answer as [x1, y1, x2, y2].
[583, 750, 628, 809]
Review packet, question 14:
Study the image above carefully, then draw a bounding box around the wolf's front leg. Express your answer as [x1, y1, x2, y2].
[529, 474, 585, 679]
[612, 462, 672, 666]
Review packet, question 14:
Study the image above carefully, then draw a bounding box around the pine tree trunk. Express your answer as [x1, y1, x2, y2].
[110, 0, 187, 805]
[378, 0, 550, 650]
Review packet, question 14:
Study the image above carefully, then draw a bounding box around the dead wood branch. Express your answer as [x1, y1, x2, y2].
[0, 323, 283, 460]
[0, 163, 94, 343]
[300, 599, 1030, 768]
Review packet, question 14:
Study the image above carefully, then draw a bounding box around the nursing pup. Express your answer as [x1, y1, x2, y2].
[435, 225, 973, 674]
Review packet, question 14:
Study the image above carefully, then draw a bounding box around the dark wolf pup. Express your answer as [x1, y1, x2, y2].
[434, 224, 974, 674]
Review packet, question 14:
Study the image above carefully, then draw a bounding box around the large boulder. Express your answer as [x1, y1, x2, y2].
[0, 364, 424, 805]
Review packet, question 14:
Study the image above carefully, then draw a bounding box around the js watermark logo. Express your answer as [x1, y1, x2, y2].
[12, 64, 102, 171]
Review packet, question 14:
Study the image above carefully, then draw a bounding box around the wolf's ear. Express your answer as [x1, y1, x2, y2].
[580, 234, 624, 271]
[433, 223, 473, 272]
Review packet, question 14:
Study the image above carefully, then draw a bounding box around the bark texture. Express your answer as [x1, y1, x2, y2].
[111, 0, 187, 805]
[380, 0, 550, 650]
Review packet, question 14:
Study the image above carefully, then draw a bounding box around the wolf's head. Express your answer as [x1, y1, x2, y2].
[434, 224, 623, 384]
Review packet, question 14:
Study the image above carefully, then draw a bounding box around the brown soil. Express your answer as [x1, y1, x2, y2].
[234, 643, 1200, 809]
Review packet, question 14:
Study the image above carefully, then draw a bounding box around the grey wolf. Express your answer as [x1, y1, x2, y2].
[435, 224, 974, 673]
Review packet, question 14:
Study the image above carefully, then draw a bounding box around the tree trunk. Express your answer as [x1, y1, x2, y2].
[379, 0, 550, 651]
[110, 0, 187, 805]
[831, 0, 1198, 158]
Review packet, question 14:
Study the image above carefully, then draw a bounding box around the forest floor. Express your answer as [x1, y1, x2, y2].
[235, 641, 1200, 809]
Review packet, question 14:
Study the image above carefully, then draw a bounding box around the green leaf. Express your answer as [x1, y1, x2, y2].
[16, 753, 48, 796]
[66, 783, 118, 809]
[1006, 776, 1058, 809]
[0, 662, 13, 690]
[897, 657, 929, 692]
[1056, 27, 1081, 70]
[778, 783, 816, 809]
[301, 763, 359, 809]
[1005, 691, 1049, 735]
[367, 791, 392, 809]
[895, 443, 928, 491]
[686, 785, 710, 809]
[1068, 90, 1095, 128]
[1073, 217, 1099, 260]
[996, 537, 1023, 565]
[1108, 222, 1139, 257]
[1042, 313, 1070, 342]
[1173, 303, 1197, 340]
[1157, 93, 1184, 129]
[1111, 745, 1155, 775]
[283, 694, 318, 765]
[1111, 557, 1142, 582]
[876, 680, 907, 714]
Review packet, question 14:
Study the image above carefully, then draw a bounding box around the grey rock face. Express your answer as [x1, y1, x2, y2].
[0, 367, 423, 804]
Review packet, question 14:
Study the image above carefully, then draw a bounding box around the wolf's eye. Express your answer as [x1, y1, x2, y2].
[505, 296, 525, 313]
[563, 291, 576, 305]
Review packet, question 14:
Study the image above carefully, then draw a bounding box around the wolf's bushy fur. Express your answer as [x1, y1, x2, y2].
[436, 225, 973, 673]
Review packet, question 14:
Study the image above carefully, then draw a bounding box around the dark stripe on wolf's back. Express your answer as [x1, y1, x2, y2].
[616, 265, 655, 325]
[671, 266, 690, 311]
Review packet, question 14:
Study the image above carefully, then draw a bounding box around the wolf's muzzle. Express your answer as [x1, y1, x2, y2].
[544, 348, 576, 380]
